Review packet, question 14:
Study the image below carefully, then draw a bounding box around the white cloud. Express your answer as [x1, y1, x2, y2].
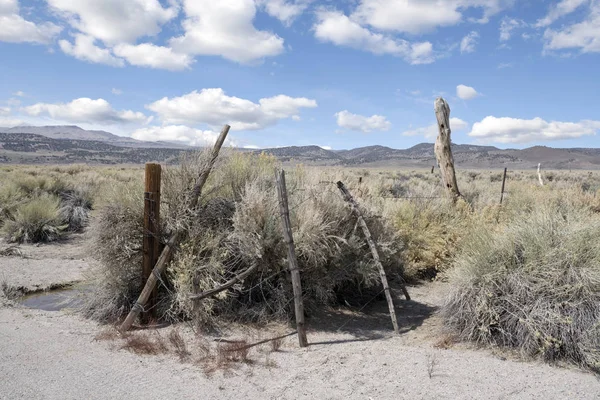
[0, 0, 61, 44]
[131, 125, 235, 147]
[456, 84, 479, 100]
[460, 31, 480, 53]
[313, 10, 435, 65]
[0, 106, 10, 115]
[536, 0, 588, 27]
[23, 98, 147, 124]
[111, 88, 122, 95]
[352, 0, 509, 34]
[47, 0, 178, 45]
[147, 88, 317, 130]
[500, 18, 524, 41]
[335, 110, 391, 133]
[542, 2, 600, 53]
[169, 0, 285, 64]
[403, 117, 468, 140]
[498, 62, 514, 69]
[13, 90, 25, 97]
[243, 144, 260, 149]
[257, 0, 311, 25]
[0, 117, 25, 127]
[59, 34, 125, 67]
[113, 43, 194, 71]
[469, 116, 600, 143]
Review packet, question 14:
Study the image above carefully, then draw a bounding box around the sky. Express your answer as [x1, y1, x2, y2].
[1, 0, 599, 150]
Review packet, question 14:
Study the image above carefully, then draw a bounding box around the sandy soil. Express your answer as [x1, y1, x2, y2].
[1, 240, 599, 400]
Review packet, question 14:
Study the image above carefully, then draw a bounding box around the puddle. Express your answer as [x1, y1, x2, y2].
[19, 284, 90, 311]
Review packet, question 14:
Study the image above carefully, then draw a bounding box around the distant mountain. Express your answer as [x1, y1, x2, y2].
[0, 125, 190, 149]
[2, 125, 600, 169]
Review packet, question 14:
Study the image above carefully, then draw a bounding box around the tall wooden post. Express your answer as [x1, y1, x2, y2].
[143, 163, 161, 321]
[499, 167, 507, 205]
[537, 163, 544, 186]
[337, 181, 410, 334]
[434, 98, 461, 199]
[276, 169, 308, 348]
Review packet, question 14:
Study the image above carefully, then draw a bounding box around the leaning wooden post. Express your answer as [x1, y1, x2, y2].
[434, 98, 461, 199]
[499, 167, 507, 205]
[276, 169, 308, 348]
[337, 181, 410, 334]
[119, 124, 230, 332]
[537, 163, 544, 186]
[142, 163, 161, 321]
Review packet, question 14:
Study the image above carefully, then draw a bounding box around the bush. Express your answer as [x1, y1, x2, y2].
[82, 183, 148, 322]
[86, 151, 405, 326]
[442, 206, 600, 372]
[2, 195, 64, 243]
[59, 188, 93, 232]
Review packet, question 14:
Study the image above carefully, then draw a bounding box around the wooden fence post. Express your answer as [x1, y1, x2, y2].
[119, 124, 231, 332]
[537, 163, 544, 186]
[143, 163, 161, 321]
[434, 98, 461, 199]
[337, 181, 410, 334]
[276, 169, 308, 348]
[499, 167, 507, 205]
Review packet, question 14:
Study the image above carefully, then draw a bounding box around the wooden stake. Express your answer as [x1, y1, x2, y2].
[499, 167, 507, 205]
[142, 163, 161, 321]
[434, 98, 461, 199]
[119, 124, 231, 332]
[275, 169, 308, 348]
[337, 181, 410, 334]
[431, 166, 435, 174]
[537, 163, 544, 186]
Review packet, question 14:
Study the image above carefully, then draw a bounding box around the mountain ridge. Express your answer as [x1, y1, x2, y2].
[1, 125, 600, 169]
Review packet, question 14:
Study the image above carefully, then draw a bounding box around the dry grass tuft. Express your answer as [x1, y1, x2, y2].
[120, 332, 169, 356]
[168, 329, 191, 360]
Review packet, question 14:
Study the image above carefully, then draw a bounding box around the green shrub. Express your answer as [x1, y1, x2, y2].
[442, 206, 600, 372]
[3, 195, 64, 243]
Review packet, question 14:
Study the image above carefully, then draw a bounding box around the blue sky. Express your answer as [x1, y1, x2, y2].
[1, 0, 599, 149]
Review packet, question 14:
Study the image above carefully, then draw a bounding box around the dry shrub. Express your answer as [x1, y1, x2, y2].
[87, 150, 404, 327]
[217, 340, 250, 363]
[442, 205, 600, 372]
[120, 332, 169, 356]
[82, 183, 147, 322]
[2, 194, 64, 243]
[168, 329, 190, 360]
[59, 188, 93, 232]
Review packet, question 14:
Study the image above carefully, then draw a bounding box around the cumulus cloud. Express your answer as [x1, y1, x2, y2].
[257, 0, 312, 25]
[542, 2, 600, 53]
[536, 0, 588, 28]
[59, 34, 125, 67]
[0, 106, 11, 115]
[456, 84, 479, 100]
[352, 0, 509, 34]
[131, 125, 235, 147]
[460, 31, 480, 53]
[499, 18, 525, 41]
[469, 116, 600, 143]
[335, 110, 391, 133]
[147, 88, 317, 130]
[23, 98, 147, 124]
[169, 0, 285, 64]
[0, 0, 61, 44]
[113, 43, 194, 71]
[313, 10, 435, 65]
[47, 0, 177, 45]
[403, 117, 468, 140]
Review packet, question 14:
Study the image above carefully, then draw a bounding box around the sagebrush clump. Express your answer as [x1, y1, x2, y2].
[85, 151, 405, 326]
[442, 205, 600, 372]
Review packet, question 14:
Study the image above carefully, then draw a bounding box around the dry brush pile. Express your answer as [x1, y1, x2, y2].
[84, 151, 405, 326]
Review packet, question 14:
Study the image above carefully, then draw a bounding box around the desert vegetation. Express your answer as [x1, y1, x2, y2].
[2, 154, 600, 373]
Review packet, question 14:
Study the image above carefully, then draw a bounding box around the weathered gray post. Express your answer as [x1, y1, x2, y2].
[434, 98, 461, 199]
[276, 169, 308, 348]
